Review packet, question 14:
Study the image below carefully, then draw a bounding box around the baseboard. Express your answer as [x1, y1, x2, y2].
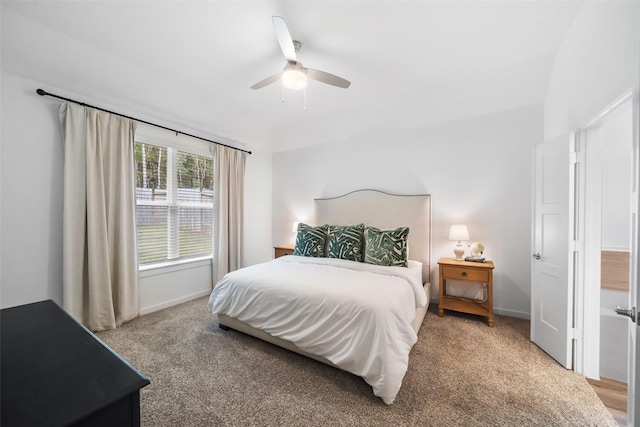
[139, 290, 211, 315]
[494, 307, 530, 320]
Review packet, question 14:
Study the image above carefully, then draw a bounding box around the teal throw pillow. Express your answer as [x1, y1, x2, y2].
[293, 223, 329, 257]
[364, 226, 410, 267]
[326, 224, 365, 262]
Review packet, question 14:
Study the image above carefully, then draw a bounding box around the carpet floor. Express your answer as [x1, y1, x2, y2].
[97, 297, 616, 426]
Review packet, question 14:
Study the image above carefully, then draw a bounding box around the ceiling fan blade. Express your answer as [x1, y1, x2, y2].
[272, 16, 297, 62]
[250, 72, 282, 90]
[306, 68, 351, 89]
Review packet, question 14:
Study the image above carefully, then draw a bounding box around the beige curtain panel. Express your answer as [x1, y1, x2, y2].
[59, 103, 139, 331]
[212, 144, 247, 284]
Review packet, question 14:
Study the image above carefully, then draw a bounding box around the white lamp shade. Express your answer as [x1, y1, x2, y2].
[449, 224, 470, 241]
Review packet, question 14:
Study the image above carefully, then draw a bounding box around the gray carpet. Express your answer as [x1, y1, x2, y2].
[97, 297, 616, 426]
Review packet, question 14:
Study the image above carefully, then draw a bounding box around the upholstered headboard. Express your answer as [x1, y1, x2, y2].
[314, 190, 432, 284]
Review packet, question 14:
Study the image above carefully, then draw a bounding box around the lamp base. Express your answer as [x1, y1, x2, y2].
[454, 244, 465, 261]
[453, 242, 464, 261]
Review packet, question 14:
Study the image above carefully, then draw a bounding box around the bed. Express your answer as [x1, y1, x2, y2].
[209, 190, 432, 404]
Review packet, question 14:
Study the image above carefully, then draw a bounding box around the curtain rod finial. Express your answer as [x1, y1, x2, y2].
[36, 89, 47, 96]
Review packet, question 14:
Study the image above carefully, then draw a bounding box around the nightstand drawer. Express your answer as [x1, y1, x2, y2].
[274, 245, 295, 258]
[441, 266, 489, 282]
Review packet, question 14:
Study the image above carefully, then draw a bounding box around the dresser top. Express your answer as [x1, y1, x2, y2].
[1, 300, 149, 426]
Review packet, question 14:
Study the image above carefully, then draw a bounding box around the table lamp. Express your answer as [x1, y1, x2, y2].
[449, 224, 470, 260]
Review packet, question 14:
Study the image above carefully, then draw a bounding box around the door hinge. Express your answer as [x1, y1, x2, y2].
[569, 240, 583, 252]
[570, 152, 585, 164]
[571, 328, 583, 340]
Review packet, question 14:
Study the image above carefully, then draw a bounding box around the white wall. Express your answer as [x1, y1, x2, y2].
[272, 104, 540, 318]
[0, 71, 273, 312]
[139, 259, 213, 315]
[601, 100, 633, 251]
[1, 72, 64, 307]
[544, 1, 640, 141]
[243, 149, 273, 267]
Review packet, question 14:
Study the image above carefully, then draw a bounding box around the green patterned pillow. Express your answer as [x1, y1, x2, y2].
[364, 226, 410, 267]
[293, 223, 328, 257]
[327, 224, 365, 262]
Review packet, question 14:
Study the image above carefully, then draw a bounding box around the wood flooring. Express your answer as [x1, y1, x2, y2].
[601, 251, 630, 291]
[587, 376, 627, 426]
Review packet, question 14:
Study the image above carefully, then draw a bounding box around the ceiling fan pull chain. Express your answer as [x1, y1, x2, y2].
[282, 85, 286, 103]
[304, 86, 307, 111]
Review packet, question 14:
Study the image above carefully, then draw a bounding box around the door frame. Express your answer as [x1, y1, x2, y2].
[573, 122, 603, 379]
[629, 89, 639, 426]
[579, 90, 633, 378]
[578, 89, 637, 425]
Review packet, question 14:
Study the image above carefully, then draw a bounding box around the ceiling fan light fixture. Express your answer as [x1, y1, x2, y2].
[282, 68, 307, 90]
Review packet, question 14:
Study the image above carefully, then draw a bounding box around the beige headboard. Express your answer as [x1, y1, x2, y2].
[314, 190, 432, 284]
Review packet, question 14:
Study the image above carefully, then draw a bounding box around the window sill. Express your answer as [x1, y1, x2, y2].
[139, 256, 212, 278]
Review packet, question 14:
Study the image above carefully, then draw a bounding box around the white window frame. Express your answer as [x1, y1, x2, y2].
[135, 124, 214, 272]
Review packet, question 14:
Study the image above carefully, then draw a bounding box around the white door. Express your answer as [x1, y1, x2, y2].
[628, 163, 639, 427]
[624, 96, 639, 425]
[531, 135, 573, 369]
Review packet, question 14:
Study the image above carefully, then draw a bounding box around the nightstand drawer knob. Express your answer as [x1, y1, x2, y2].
[461, 272, 467, 277]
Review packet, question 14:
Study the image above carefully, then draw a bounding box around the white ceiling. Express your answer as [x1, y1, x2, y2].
[1, 1, 583, 153]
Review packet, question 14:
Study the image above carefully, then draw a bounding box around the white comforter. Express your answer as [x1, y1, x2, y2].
[208, 255, 426, 404]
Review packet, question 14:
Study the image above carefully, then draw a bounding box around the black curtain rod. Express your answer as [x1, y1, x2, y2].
[36, 88, 252, 155]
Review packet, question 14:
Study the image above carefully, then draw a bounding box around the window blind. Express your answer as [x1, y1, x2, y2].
[135, 143, 213, 265]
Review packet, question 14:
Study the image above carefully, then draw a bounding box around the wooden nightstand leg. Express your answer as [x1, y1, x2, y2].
[488, 316, 494, 327]
[438, 307, 444, 317]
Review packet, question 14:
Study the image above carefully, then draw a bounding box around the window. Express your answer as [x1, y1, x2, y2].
[135, 142, 213, 265]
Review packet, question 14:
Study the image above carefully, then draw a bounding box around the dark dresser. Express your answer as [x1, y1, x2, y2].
[1, 300, 150, 426]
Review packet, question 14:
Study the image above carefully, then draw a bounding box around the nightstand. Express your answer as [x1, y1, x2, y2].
[438, 257, 495, 327]
[274, 244, 295, 258]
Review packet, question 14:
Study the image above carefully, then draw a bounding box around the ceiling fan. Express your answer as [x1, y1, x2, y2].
[251, 16, 351, 91]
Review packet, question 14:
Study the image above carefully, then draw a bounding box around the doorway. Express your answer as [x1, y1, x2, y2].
[581, 94, 634, 425]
